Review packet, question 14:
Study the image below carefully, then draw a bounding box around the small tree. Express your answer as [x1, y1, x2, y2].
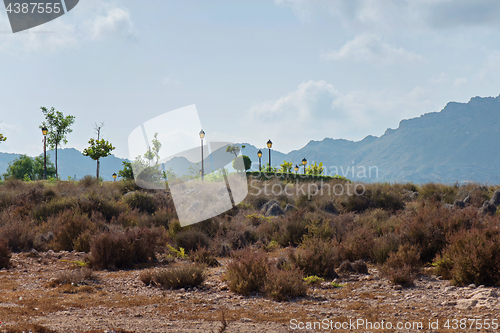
[3, 155, 56, 180]
[40, 107, 76, 180]
[118, 161, 134, 181]
[305, 162, 324, 175]
[82, 124, 115, 180]
[278, 160, 293, 173]
[232, 155, 252, 172]
[0, 120, 7, 143]
[226, 144, 245, 158]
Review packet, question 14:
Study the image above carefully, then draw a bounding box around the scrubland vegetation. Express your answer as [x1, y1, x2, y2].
[0, 175, 499, 304]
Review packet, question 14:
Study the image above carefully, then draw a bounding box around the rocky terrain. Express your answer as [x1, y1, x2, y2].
[0, 250, 498, 333]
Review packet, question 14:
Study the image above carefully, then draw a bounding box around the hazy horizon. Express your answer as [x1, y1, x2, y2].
[2, 1, 500, 159]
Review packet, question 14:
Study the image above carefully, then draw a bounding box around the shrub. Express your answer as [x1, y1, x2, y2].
[0, 238, 11, 269]
[48, 268, 97, 287]
[78, 193, 123, 222]
[343, 192, 371, 213]
[148, 265, 205, 289]
[303, 275, 324, 285]
[190, 247, 220, 267]
[127, 227, 165, 263]
[276, 211, 309, 247]
[175, 229, 209, 253]
[264, 266, 307, 301]
[371, 187, 404, 211]
[90, 230, 135, 270]
[433, 228, 500, 286]
[372, 233, 401, 264]
[226, 248, 269, 295]
[123, 191, 157, 214]
[51, 210, 92, 251]
[32, 197, 76, 222]
[334, 227, 375, 263]
[288, 237, 338, 278]
[337, 260, 368, 274]
[380, 244, 421, 286]
[0, 211, 35, 252]
[80, 175, 99, 188]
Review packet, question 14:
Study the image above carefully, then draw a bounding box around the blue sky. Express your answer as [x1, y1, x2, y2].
[1, 0, 500, 159]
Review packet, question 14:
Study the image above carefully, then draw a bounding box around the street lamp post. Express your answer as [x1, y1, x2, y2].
[42, 127, 48, 180]
[199, 129, 205, 181]
[267, 139, 272, 172]
[257, 150, 262, 171]
[294, 165, 299, 174]
[112, 173, 117, 181]
[302, 158, 307, 175]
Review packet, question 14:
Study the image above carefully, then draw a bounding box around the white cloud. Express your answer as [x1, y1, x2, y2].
[0, 1, 137, 54]
[87, 7, 137, 41]
[453, 77, 467, 87]
[246, 80, 437, 153]
[322, 34, 423, 65]
[276, 0, 500, 31]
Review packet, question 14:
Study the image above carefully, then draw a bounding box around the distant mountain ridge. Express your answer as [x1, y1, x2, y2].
[243, 95, 500, 184]
[1, 95, 500, 183]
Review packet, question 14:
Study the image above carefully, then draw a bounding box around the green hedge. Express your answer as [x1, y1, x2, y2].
[246, 171, 349, 182]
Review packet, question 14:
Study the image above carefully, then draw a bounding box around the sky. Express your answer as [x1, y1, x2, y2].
[1, 0, 500, 159]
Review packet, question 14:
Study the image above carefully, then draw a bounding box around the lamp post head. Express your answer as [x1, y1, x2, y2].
[257, 150, 262, 158]
[294, 165, 299, 172]
[42, 127, 48, 136]
[302, 158, 307, 165]
[199, 129, 205, 139]
[267, 139, 272, 148]
[112, 173, 117, 180]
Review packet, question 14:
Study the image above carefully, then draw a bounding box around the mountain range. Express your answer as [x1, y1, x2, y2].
[1, 95, 500, 183]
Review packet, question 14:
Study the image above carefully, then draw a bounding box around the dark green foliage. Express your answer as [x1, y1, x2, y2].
[118, 161, 134, 181]
[32, 197, 77, 222]
[175, 229, 209, 253]
[2, 155, 56, 180]
[123, 191, 157, 214]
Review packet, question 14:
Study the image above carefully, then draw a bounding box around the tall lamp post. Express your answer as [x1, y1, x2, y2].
[267, 139, 272, 172]
[42, 127, 48, 180]
[257, 150, 262, 171]
[294, 165, 299, 174]
[112, 173, 117, 182]
[302, 158, 307, 175]
[199, 129, 205, 181]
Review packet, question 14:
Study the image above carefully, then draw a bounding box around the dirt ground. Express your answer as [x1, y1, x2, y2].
[0, 250, 498, 333]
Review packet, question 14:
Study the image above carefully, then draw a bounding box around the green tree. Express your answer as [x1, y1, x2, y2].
[3, 155, 56, 180]
[151, 133, 162, 164]
[0, 133, 6, 143]
[118, 161, 134, 181]
[82, 124, 115, 179]
[305, 162, 324, 175]
[226, 144, 245, 158]
[232, 155, 252, 171]
[278, 160, 293, 173]
[40, 106, 76, 180]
